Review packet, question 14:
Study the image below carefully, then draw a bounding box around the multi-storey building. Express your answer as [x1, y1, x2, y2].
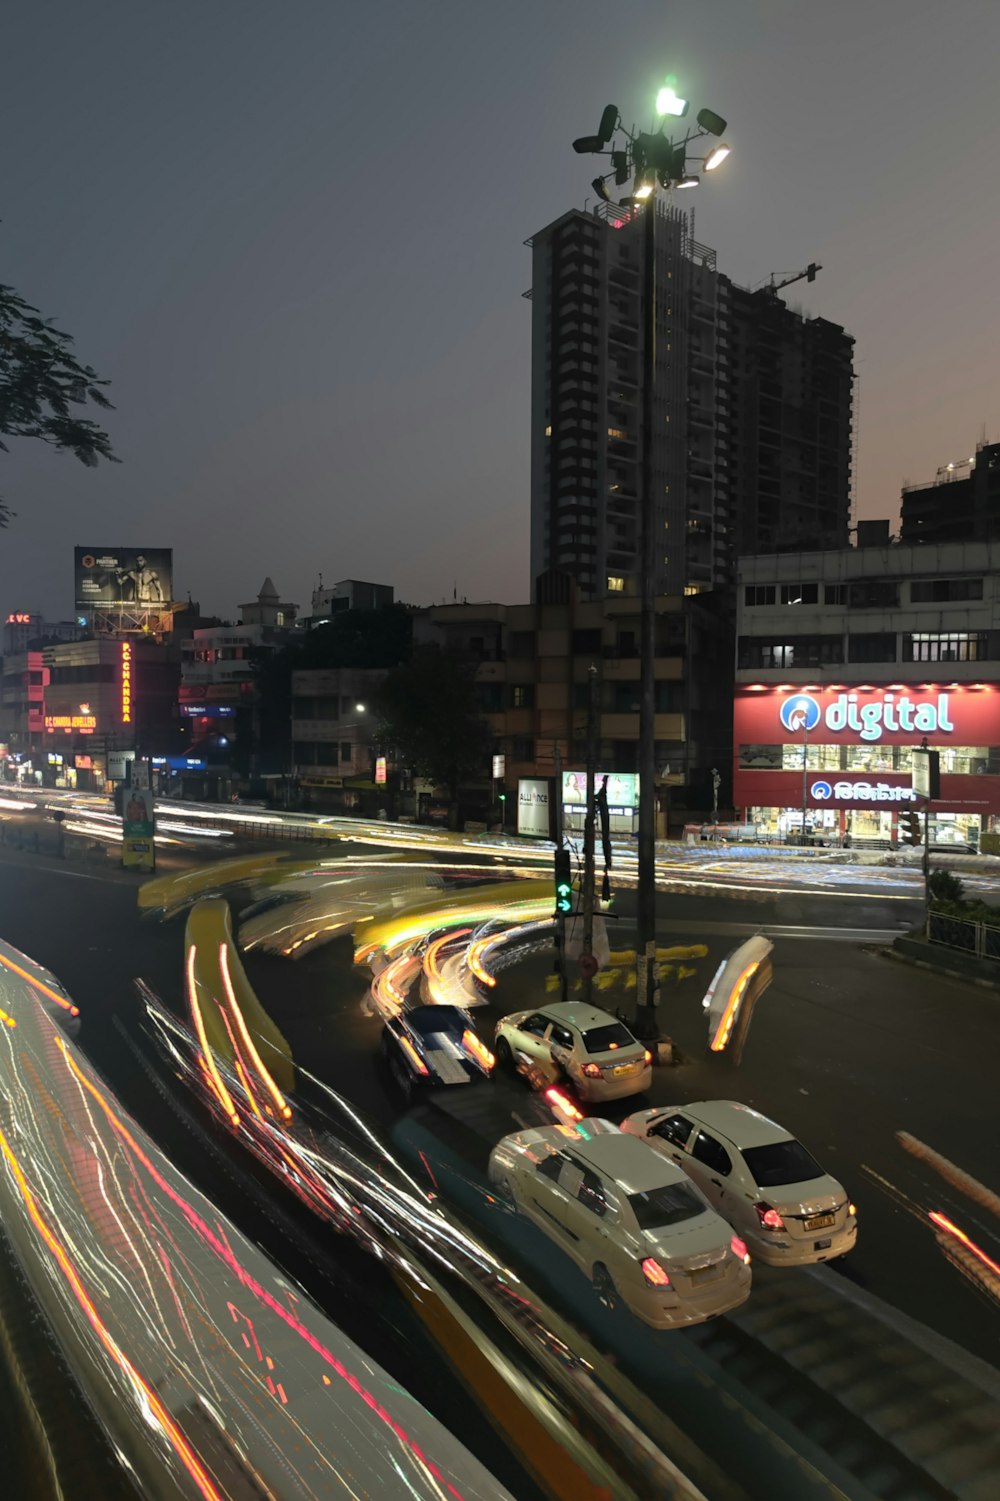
[310, 578, 394, 618]
[2, 613, 85, 655]
[413, 575, 732, 834]
[900, 440, 1000, 546]
[734, 533, 1000, 847]
[290, 668, 387, 794]
[527, 201, 854, 599]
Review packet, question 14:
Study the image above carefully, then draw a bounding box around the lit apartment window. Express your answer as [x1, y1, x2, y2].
[607, 427, 627, 439]
[544, 425, 552, 436]
[684, 585, 701, 596]
[607, 575, 625, 593]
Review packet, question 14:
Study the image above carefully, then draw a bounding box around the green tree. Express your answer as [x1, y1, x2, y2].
[374, 645, 492, 821]
[1, 279, 118, 525]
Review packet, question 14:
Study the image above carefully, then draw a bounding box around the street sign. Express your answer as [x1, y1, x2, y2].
[912, 749, 940, 800]
[492, 753, 506, 779]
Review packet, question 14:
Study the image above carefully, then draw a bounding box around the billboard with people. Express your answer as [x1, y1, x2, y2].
[75, 548, 173, 611]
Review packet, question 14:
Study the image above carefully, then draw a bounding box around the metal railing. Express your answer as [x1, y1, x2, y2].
[927, 910, 1000, 962]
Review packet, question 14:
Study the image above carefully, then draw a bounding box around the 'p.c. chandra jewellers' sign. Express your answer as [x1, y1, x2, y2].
[780, 691, 953, 743]
[810, 779, 917, 805]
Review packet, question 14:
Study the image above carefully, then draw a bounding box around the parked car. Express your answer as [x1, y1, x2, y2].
[623, 1099, 857, 1265]
[488, 1119, 751, 1329]
[380, 1003, 494, 1103]
[494, 1002, 652, 1103]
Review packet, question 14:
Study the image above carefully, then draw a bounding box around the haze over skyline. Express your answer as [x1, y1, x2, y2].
[2, 0, 999, 622]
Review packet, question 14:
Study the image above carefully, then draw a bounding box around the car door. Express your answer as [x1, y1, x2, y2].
[648, 1112, 696, 1167]
[557, 1162, 612, 1272]
[511, 1012, 554, 1067]
[686, 1129, 734, 1211]
[547, 1021, 576, 1078]
[527, 1151, 583, 1257]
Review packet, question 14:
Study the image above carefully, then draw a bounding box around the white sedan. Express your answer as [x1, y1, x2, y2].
[494, 1002, 652, 1103]
[623, 1099, 857, 1266]
[488, 1119, 751, 1329]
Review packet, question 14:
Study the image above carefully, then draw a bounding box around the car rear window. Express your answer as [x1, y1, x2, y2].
[581, 1021, 636, 1054]
[406, 1006, 465, 1037]
[742, 1139, 823, 1188]
[628, 1182, 704, 1230]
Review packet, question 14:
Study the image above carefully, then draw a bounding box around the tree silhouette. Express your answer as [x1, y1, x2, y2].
[1, 277, 118, 525]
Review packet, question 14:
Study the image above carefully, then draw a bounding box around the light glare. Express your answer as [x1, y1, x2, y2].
[704, 143, 731, 171]
[656, 86, 688, 117]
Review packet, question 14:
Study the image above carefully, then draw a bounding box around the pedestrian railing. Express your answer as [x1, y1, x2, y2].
[927, 910, 1000, 962]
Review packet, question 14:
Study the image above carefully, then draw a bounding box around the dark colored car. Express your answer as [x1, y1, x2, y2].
[380, 1004, 495, 1103]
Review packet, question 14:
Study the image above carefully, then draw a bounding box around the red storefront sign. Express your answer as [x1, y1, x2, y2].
[734, 682, 1000, 748]
[735, 768, 1000, 814]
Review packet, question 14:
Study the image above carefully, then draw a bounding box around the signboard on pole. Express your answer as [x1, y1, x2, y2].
[122, 760, 155, 870]
[912, 749, 941, 801]
[517, 778, 550, 837]
[375, 756, 387, 785]
[492, 753, 506, 780]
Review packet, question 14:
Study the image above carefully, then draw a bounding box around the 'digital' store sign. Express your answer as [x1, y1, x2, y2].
[735, 683, 999, 747]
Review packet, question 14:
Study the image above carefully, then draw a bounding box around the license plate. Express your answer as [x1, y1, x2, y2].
[689, 1264, 720, 1284]
[804, 1213, 835, 1231]
[612, 1063, 634, 1077]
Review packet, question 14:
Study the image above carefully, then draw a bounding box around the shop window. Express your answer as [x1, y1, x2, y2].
[781, 743, 843, 772]
[905, 632, 986, 663]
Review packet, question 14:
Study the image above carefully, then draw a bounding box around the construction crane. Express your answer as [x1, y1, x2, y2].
[756, 262, 822, 295]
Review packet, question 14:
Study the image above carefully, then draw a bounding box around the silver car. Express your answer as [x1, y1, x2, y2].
[488, 1120, 752, 1329]
[624, 1099, 858, 1266]
[494, 1002, 652, 1103]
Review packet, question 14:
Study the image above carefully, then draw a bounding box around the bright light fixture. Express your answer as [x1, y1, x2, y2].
[677, 173, 699, 189]
[704, 142, 731, 171]
[656, 85, 688, 117]
[633, 182, 654, 200]
[355, 702, 367, 713]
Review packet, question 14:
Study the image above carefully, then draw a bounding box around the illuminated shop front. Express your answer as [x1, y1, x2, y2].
[733, 683, 1000, 845]
[562, 771, 639, 837]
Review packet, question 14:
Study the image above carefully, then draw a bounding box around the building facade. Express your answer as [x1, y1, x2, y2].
[900, 440, 1000, 546]
[2, 613, 85, 655]
[527, 200, 854, 600]
[290, 668, 387, 795]
[734, 538, 1000, 846]
[310, 579, 395, 618]
[415, 578, 732, 833]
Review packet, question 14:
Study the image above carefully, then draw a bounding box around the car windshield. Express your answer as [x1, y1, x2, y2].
[742, 1139, 824, 1189]
[405, 1006, 466, 1037]
[629, 1182, 705, 1230]
[581, 1021, 636, 1054]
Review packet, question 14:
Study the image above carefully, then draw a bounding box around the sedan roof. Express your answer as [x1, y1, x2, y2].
[540, 1002, 623, 1031]
[676, 1099, 790, 1150]
[568, 1131, 687, 1194]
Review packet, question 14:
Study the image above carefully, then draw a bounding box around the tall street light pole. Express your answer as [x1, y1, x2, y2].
[572, 81, 731, 1038]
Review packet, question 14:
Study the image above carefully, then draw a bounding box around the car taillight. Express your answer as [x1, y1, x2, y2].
[582, 1062, 602, 1078]
[730, 1235, 750, 1264]
[755, 1203, 784, 1230]
[640, 1257, 670, 1287]
[848, 1201, 857, 1217]
[544, 1086, 583, 1124]
[462, 1029, 495, 1071]
[397, 1036, 429, 1076]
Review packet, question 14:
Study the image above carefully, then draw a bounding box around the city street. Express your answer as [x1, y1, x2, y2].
[1, 835, 998, 1380]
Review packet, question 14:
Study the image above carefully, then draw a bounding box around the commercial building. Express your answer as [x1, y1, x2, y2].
[900, 440, 1000, 546]
[1, 637, 179, 789]
[290, 668, 388, 800]
[415, 573, 731, 835]
[3, 613, 86, 655]
[734, 537, 1000, 846]
[527, 200, 854, 600]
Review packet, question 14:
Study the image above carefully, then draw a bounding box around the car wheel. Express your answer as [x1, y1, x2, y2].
[495, 1036, 513, 1070]
[593, 1262, 620, 1313]
[391, 1056, 413, 1105]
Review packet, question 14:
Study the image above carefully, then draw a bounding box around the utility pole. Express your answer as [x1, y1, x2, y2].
[634, 193, 659, 1038]
[800, 719, 809, 844]
[581, 664, 598, 1005]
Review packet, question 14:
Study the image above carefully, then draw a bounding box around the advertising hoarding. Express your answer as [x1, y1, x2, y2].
[517, 778, 550, 837]
[562, 771, 639, 809]
[734, 683, 999, 749]
[122, 784, 155, 871]
[75, 547, 173, 611]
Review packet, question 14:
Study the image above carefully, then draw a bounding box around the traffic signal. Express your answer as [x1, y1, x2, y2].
[554, 849, 573, 915]
[901, 811, 923, 845]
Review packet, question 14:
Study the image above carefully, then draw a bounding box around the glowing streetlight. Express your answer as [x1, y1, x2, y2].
[655, 84, 688, 117]
[704, 142, 731, 171]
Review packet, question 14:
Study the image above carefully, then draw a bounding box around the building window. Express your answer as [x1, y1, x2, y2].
[684, 585, 701, 596]
[510, 684, 534, 709]
[779, 583, 819, 605]
[906, 632, 986, 663]
[743, 585, 776, 606]
[737, 635, 844, 669]
[847, 632, 897, 663]
[607, 574, 625, 592]
[848, 579, 899, 608]
[824, 584, 846, 605]
[511, 737, 534, 762]
[507, 630, 535, 658]
[572, 628, 602, 654]
[607, 427, 628, 440]
[910, 578, 984, 602]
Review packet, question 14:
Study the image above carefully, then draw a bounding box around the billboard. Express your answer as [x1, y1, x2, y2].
[562, 771, 639, 810]
[75, 548, 173, 611]
[122, 785, 155, 871]
[734, 683, 1000, 749]
[517, 778, 550, 837]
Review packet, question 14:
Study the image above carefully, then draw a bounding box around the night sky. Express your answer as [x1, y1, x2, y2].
[2, 1, 998, 623]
